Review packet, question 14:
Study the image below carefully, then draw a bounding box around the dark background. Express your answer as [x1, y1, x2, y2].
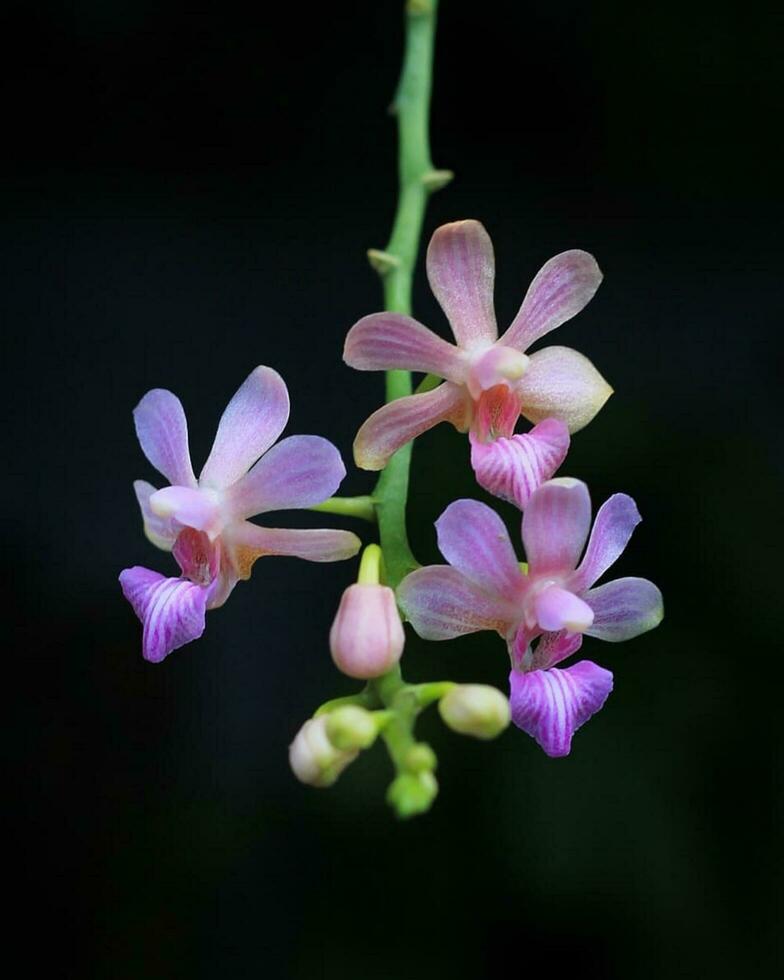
[5, 1, 782, 977]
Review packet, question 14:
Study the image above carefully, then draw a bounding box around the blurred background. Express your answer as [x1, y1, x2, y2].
[4, 1, 782, 976]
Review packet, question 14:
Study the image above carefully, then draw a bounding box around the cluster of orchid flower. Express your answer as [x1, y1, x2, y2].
[121, 220, 663, 817]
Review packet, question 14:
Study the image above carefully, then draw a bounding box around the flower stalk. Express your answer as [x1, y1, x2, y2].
[372, 0, 449, 589]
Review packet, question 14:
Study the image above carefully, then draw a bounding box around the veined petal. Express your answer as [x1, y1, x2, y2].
[353, 382, 468, 471]
[529, 630, 584, 670]
[518, 346, 613, 433]
[469, 418, 569, 509]
[584, 577, 663, 641]
[343, 313, 467, 382]
[500, 250, 603, 352]
[426, 220, 498, 349]
[397, 566, 515, 641]
[149, 486, 222, 538]
[133, 389, 197, 488]
[119, 567, 210, 663]
[509, 660, 613, 757]
[227, 521, 361, 580]
[199, 366, 290, 490]
[571, 493, 641, 591]
[133, 480, 177, 550]
[435, 499, 524, 602]
[522, 478, 592, 576]
[227, 435, 346, 519]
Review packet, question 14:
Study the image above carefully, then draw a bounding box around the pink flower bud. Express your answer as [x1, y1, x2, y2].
[329, 583, 405, 679]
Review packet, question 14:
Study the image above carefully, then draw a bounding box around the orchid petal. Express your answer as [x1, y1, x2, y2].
[518, 346, 613, 433]
[571, 493, 641, 591]
[469, 418, 569, 509]
[343, 313, 467, 382]
[227, 521, 361, 580]
[522, 478, 592, 576]
[119, 567, 210, 663]
[435, 499, 524, 602]
[227, 435, 346, 520]
[133, 389, 197, 488]
[199, 366, 290, 490]
[426, 220, 498, 349]
[529, 630, 585, 670]
[500, 250, 603, 352]
[149, 486, 222, 537]
[510, 625, 585, 671]
[584, 577, 663, 641]
[397, 566, 514, 641]
[534, 586, 594, 633]
[133, 480, 177, 550]
[509, 660, 613, 757]
[353, 382, 468, 471]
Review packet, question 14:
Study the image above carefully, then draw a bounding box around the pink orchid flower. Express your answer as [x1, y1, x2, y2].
[397, 479, 663, 757]
[120, 366, 361, 663]
[344, 220, 613, 508]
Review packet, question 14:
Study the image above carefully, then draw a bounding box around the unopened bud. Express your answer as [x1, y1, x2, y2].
[404, 743, 437, 773]
[325, 705, 379, 751]
[289, 716, 358, 788]
[438, 684, 511, 740]
[330, 583, 405, 679]
[387, 770, 438, 819]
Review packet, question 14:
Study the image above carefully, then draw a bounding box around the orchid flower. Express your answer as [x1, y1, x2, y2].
[344, 220, 612, 507]
[397, 479, 663, 757]
[120, 366, 361, 663]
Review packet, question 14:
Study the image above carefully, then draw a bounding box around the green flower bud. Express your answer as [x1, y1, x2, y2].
[289, 716, 358, 788]
[438, 684, 511, 740]
[387, 770, 438, 819]
[404, 743, 437, 773]
[325, 705, 379, 751]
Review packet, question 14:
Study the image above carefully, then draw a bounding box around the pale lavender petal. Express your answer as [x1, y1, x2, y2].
[353, 382, 469, 471]
[119, 566, 210, 663]
[133, 389, 197, 488]
[469, 418, 569, 509]
[522, 478, 592, 576]
[397, 566, 515, 640]
[426, 220, 498, 349]
[343, 313, 467, 382]
[133, 480, 177, 550]
[500, 250, 603, 352]
[509, 660, 613, 757]
[571, 493, 642, 591]
[518, 346, 613, 433]
[149, 486, 222, 537]
[199, 366, 290, 489]
[226, 435, 346, 519]
[227, 521, 361, 578]
[534, 586, 594, 633]
[584, 577, 663, 641]
[435, 499, 524, 602]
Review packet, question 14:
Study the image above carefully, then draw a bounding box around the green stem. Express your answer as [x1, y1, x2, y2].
[309, 495, 376, 522]
[371, 0, 449, 589]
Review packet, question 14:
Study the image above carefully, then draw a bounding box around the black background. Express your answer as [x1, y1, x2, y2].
[6, 1, 783, 977]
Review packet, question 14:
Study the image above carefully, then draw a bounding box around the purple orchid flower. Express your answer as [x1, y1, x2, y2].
[344, 220, 612, 508]
[120, 366, 361, 663]
[397, 479, 663, 757]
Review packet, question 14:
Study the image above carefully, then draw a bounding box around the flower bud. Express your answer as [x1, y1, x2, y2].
[288, 716, 358, 788]
[387, 770, 438, 819]
[329, 583, 405, 679]
[325, 705, 379, 751]
[438, 684, 511, 740]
